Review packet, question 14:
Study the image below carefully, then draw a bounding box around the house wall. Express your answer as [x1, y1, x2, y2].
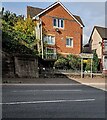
[39, 4, 83, 56]
[91, 28, 102, 59]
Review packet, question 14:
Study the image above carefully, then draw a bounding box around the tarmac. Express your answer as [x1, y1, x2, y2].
[2, 75, 107, 91]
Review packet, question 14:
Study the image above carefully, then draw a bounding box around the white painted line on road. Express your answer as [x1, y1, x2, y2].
[1, 98, 95, 105]
[2, 84, 82, 86]
[12, 89, 82, 92]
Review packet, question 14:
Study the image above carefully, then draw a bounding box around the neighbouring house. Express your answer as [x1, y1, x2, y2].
[27, 1, 84, 60]
[89, 26, 107, 73]
[82, 43, 91, 53]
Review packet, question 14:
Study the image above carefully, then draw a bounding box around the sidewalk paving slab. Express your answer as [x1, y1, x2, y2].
[69, 76, 107, 91]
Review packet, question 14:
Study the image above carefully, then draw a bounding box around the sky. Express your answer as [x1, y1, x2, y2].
[2, 1, 106, 45]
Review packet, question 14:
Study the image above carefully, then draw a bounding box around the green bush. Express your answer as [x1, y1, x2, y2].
[54, 57, 68, 69]
[67, 54, 81, 70]
[85, 50, 99, 72]
[54, 54, 81, 70]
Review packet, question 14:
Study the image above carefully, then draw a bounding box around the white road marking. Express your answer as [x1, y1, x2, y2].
[1, 98, 95, 105]
[12, 89, 82, 92]
[2, 84, 82, 86]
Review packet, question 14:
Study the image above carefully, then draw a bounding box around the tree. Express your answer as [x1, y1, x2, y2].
[2, 10, 37, 55]
[2, 10, 22, 26]
[14, 16, 46, 55]
[2, 10, 47, 56]
[14, 17, 37, 51]
[85, 50, 99, 72]
[92, 50, 99, 72]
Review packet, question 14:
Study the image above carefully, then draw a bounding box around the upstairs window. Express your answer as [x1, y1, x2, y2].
[53, 18, 64, 28]
[44, 35, 55, 45]
[66, 37, 73, 47]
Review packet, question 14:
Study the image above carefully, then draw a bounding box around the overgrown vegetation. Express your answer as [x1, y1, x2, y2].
[85, 50, 99, 72]
[2, 9, 39, 55]
[54, 54, 81, 70]
[92, 50, 99, 72]
[54, 51, 99, 73]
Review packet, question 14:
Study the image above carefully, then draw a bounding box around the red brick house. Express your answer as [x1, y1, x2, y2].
[27, 1, 84, 59]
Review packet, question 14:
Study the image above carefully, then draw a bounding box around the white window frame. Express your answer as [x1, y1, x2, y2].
[46, 47, 57, 59]
[53, 18, 64, 29]
[103, 55, 107, 70]
[44, 35, 55, 45]
[66, 37, 73, 47]
[104, 40, 107, 49]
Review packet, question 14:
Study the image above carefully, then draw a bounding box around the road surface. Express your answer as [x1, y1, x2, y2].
[2, 78, 106, 119]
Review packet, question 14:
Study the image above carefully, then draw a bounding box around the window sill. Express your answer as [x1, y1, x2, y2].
[47, 43, 55, 45]
[53, 26, 64, 30]
[66, 45, 73, 48]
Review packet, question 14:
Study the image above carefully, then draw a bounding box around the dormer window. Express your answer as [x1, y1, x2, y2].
[53, 18, 64, 28]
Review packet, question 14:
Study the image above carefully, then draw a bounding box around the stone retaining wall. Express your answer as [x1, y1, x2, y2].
[2, 52, 38, 78]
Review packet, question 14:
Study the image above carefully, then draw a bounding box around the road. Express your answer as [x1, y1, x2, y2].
[2, 78, 106, 119]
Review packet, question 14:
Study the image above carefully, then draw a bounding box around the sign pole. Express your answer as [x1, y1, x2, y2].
[80, 53, 93, 78]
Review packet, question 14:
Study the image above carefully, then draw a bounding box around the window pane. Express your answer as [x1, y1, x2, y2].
[53, 18, 64, 28]
[47, 48, 54, 53]
[61, 19, 63, 28]
[53, 19, 56, 26]
[66, 38, 73, 46]
[45, 35, 55, 45]
[48, 36, 51, 44]
[66, 38, 69, 45]
[69, 38, 72, 46]
[51, 36, 55, 44]
[58, 19, 60, 27]
[53, 19, 57, 26]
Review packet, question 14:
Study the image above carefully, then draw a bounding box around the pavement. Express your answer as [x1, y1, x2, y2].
[69, 76, 107, 91]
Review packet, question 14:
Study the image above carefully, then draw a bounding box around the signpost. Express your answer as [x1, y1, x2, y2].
[80, 53, 93, 78]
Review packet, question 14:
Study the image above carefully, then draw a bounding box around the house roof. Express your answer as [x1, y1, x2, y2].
[89, 26, 107, 43]
[27, 6, 44, 18]
[73, 15, 84, 27]
[95, 26, 107, 39]
[84, 43, 89, 47]
[27, 1, 84, 27]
